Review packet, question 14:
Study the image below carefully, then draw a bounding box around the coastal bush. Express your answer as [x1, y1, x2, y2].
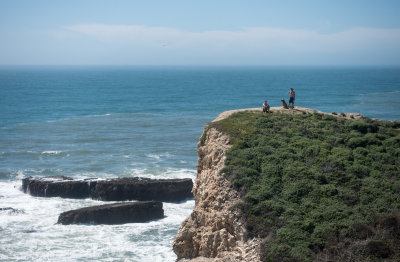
[211, 111, 400, 262]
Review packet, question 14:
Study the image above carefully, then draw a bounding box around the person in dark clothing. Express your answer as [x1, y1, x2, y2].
[288, 88, 295, 108]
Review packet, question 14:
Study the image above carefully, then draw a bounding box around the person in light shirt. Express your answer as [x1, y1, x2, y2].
[262, 100, 270, 113]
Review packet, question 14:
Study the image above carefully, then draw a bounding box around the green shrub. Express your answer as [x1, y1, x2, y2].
[348, 120, 376, 133]
[211, 111, 400, 261]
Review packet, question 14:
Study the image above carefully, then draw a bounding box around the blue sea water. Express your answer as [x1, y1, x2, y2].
[0, 66, 399, 261]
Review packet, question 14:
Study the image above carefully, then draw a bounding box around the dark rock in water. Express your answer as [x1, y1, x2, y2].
[0, 207, 25, 214]
[22, 176, 97, 199]
[58, 201, 164, 225]
[22, 176, 193, 202]
[21, 229, 37, 233]
[0, 207, 16, 211]
[91, 177, 193, 202]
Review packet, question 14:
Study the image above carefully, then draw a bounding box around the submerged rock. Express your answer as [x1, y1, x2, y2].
[22, 176, 193, 202]
[57, 201, 164, 225]
[21, 229, 37, 233]
[0, 207, 25, 214]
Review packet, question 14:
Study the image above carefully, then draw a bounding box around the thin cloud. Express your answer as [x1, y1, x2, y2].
[65, 24, 400, 44]
[57, 24, 400, 64]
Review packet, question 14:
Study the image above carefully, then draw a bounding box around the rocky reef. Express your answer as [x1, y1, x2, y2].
[58, 201, 164, 225]
[0, 207, 25, 214]
[22, 176, 193, 202]
[91, 177, 193, 202]
[22, 176, 94, 199]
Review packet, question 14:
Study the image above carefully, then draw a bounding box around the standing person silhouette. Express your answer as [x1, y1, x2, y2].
[288, 88, 295, 108]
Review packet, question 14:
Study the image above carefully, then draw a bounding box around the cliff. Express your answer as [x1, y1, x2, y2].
[173, 109, 264, 261]
[174, 107, 400, 262]
[172, 107, 364, 261]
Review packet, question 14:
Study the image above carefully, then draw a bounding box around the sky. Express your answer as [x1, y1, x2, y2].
[1, 0, 400, 65]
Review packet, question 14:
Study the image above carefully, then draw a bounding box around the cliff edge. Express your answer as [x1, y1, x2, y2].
[173, 107, 364, 261]
[174, 106, 400, 262]
[172, 107, 363, 261]
[173, 109, 265, 261]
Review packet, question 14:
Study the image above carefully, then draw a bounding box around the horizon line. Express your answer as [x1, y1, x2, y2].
[1, 64, 400, 68]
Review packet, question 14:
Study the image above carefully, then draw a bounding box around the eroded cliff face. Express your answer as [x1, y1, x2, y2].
[173, 125, 261, 261]
[173, 107, 367, 261]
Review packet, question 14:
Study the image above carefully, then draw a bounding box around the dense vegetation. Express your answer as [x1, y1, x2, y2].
[209, 111, 400, 262]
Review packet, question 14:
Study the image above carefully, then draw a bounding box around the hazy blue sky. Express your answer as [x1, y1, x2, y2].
[1, 0, 400, 65]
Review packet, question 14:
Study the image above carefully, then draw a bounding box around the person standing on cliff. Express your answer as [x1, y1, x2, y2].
[288, 88, 295, 108]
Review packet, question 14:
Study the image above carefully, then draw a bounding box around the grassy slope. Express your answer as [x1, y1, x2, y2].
[208, 111, 400, 262]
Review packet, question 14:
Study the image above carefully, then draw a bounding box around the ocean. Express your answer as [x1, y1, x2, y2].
[0, 66, 399, 261]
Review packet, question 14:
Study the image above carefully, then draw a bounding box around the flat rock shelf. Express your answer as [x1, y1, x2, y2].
[57, 201, 164, 225]
[22, 176, 193, 202]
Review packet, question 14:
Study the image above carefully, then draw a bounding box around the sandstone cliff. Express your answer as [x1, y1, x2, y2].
[173, 107, 365, 261]
[173, 109, 263, 262]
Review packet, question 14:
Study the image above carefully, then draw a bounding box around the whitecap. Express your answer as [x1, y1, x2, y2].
[73, 172, 114, 180]
[26, 150, 37, 154]
[10, 169, 64, 180]
[126, 167, 195, 180]
[164, 168, 196, 179]
[126, 168, 148, 177]
[144, 154, 161, 160]
[15, 170, 25, 180]
[41, 151, 62, 155]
